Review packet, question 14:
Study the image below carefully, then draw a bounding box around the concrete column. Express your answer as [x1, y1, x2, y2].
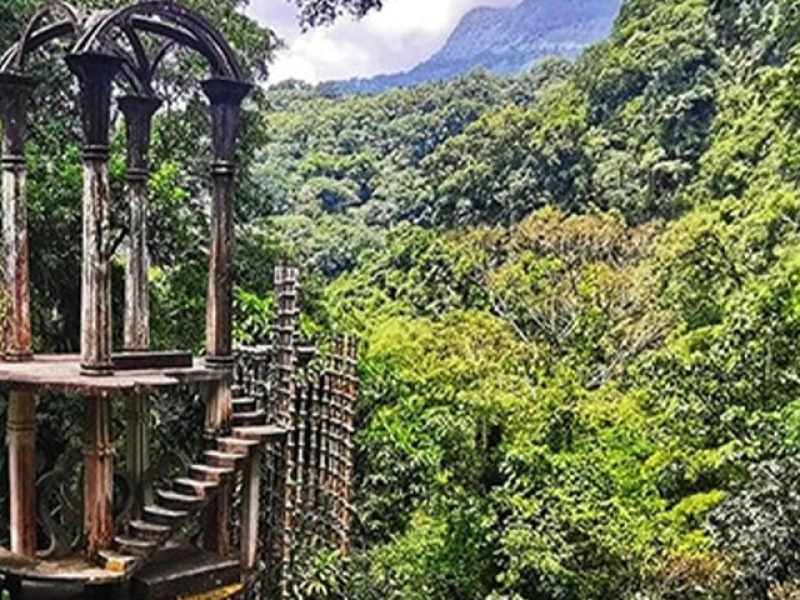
[241, 450, 262, 569]
[0, 73, 35, 362]
[119, 96, 161, 518]
[65, 53, 122, 377]
[119, 95, 160, 352]
[7, 392, 37, 557]
[124, 395, 151, 518]
[0, 73, 38, 560]
[204, 377, 233, 437]
[84, 396, 114, 557]
[202, 377, 233, 556]
[198, 80, 250, 554]
[201, 78, 251, 371]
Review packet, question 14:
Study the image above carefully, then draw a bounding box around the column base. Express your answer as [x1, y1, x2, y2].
[80, 363, 114, 377]
[4, 350, 33, 363]
[204, 355, 234, 371]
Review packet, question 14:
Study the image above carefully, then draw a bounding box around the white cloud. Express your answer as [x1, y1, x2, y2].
[246, 0, 518, 83]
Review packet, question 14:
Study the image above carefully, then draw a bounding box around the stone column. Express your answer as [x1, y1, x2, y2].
[241, 449, 262, 569]
[7, 392, 36, 557]
[0, 73, 38, 559]
[202, 377, 233, 556]
[67, 51, 121, 558]
[201, 78, 251, 371]
[84, 396, 114, 557]
[65, 53, 121, 377]
[203, 477, 232, 557]
[124, 396, 150, 518]
[0, 73, 35, 362]
[200, 79, 250, 557]
[119, 96, 161, 517]
[119, 95, 160, 352]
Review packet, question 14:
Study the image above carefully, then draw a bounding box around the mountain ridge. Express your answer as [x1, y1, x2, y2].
[333, 0, 623, 94]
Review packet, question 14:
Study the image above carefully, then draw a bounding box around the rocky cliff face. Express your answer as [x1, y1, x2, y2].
[335, 0, 623, 94]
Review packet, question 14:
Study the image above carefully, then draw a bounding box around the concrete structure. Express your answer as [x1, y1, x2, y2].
[0, 4, 358, 598]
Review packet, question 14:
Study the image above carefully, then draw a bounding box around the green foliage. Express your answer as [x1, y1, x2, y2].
[709, 458, 800, 597]
[10, 0, 800, 598]
[266, 1, 800, 597]
[291, 0, 384, 29]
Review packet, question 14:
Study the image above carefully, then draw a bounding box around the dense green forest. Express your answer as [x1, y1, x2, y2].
[252, 3, 800, 594]
[6, 0, 800, 598]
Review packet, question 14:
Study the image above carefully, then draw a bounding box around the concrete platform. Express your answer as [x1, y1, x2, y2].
[131, 545, 241, 600]
[0, 545, 242, 599]
[0, 354, 226, 398]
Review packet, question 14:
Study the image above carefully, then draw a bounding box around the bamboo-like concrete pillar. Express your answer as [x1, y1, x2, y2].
[275, 266, 299, 590]
[119, 95, 161, 517]
[341, 337, 358, 555]
[66, 52, 121, 377]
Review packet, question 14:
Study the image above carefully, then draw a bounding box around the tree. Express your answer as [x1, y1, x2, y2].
[292, 0, 384, 28]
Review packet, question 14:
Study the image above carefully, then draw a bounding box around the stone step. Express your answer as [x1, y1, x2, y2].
[114, 535, 159, 557]
[130, 545, 241, 600]
[217, 436, 259, 456]
[143, 504, 189, 527]
[97, 549, 141, 575]
[232, 397, 257, 413]
[174, 477, 220, 498]
[204, 450, 245, 469]
[129, 519, 172, 543]
[189, 463, 233, 482]
[232, 409, 267, 427]
[231, 384, 245, 396]
[156, 489, 205, 512]
[233, 425, 288, 442]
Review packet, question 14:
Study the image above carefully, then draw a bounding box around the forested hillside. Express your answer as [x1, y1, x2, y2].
[334, 0, 621, 94]
[254, 0, 800, 597]
[6, 0, 800, 598]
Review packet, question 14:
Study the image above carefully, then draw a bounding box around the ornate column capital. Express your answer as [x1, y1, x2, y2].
[0, 72, 36, 166]
[118, 95, 161, 182]
[201, 78, 252, 167]
[65, 53, 122, 161]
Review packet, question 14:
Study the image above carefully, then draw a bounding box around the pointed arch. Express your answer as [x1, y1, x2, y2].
[72, 1, 246, 83]
[0, 1, 80, 71]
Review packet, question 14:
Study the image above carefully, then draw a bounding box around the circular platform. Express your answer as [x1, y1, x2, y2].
[0, 354, 226, 398]
[0, 545, 242, 599]
[0, 548, 127, 584]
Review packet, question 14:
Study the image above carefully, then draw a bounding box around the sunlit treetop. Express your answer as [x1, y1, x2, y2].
[292, 0, 383, 28]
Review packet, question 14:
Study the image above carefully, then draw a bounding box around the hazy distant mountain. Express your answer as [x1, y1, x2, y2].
[334, 0, 622, 94]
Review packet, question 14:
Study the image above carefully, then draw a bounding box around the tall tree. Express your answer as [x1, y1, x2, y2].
[292, 0, 383, 28]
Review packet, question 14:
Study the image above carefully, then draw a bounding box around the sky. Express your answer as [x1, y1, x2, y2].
[245, 0, 519, 84]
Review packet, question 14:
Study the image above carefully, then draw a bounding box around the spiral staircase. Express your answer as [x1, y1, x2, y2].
[100, 388, 286, 577]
